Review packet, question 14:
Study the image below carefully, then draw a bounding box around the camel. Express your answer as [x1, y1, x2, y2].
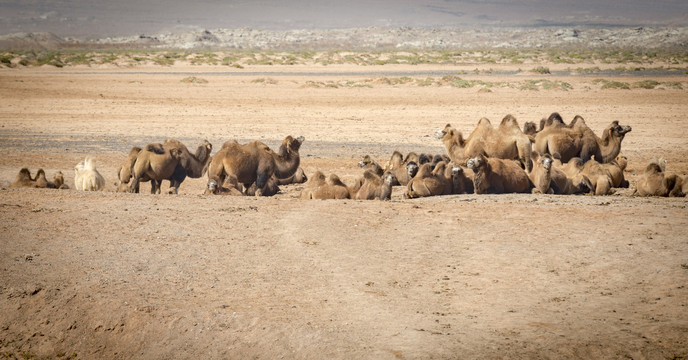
[358, 155, 384, 177]
[528, 153, 555, 194]
[129, 139, 212, 194]
[634, 158, 685, 197]
[207, 135, 304, 196]
[116, 146, 143, 192]
[466, 154, 532, 194]
[300, 171, 351, 199]
[435, 114, 533, 172]
[246, 175, 280, 196]
[405, 162, 453, 198]
[9, 168, 44, 188]
[385, 151, 415, 186]
[406, 161, 419, 179]
[557, 156, 627, 195]
[75, 157, 105, 191]
[49, 171, 68, 189]
[275, 167, 308, 185]
[354, 171, 396, 200]
[164, 139, 213, 194]
[205, 174, 243, 196]
[451, 165, 474, 194]
[534, 113, 632, 163]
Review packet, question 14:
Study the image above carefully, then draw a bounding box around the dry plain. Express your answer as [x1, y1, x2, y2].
[1, 60, 687, 359]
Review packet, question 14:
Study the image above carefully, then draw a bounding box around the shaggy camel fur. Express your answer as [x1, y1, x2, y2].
[634, 159, 685, 197]
[75, 157, 105, 191]
[436, 115, 533, 172]
[358, 155, 384, 177]
[354, 171, 396, 200]
[207, 135, 304, 196]
[467, 154, 532, 194]
[534, 113, 632, 163]
[130, 139, 212, 194]
[300, 171, 351, 199]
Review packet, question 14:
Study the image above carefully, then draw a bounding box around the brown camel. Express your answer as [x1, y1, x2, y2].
[385, 151, 414, 186]
[634, 159, 685, 197]
[354, 171, 396, 200]
[466, 154, 532, 194]
[10, 168, 67, 189]
[557, 156, 627, 195]
[275, 167, 308, 185]
[435, 114, 533, 172]
[129, 139, 212, 194]
[207, 135, 304, 196]
[300, 171, 351, 199]
[405, 162, 453, 198]
[205, 174, 243, 196]
[534, 113, 632, 163]
[358, 155, 384, 177]
[528, 153, 555, 194]
[116, 146, 143, 192]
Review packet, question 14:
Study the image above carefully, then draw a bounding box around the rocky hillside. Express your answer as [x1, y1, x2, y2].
[1, 26, 688, 50]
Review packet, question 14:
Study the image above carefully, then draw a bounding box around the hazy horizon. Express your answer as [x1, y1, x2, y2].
[1, 0, 687, 38]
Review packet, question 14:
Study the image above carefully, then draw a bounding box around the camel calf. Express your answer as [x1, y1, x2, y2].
[635, 159, 685, 197]
[75, 157, 105, 191]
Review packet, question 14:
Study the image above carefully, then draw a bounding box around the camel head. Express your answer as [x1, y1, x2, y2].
[53, 171, 65, 188]
[383, 172, 397, 186]
[451, 166, 463, 176]
[523, 121, 538, 136]
[536, 153, 553, 171]
[615, 154, 628, 171]
[607, 121, 632, 139]
[434, 124, 453, 140]
[406, 161, 419, 179]
[466, 154, 487, 172]
[206, 179, 219, 194]
[358, 155, 374, 168]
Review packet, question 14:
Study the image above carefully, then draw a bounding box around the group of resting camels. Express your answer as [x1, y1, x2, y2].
[11, 112, 685, 199]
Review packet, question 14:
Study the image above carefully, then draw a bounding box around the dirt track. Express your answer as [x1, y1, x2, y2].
[1, 64, 687, 359]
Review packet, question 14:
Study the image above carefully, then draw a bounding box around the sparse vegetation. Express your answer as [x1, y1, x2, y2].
[531, 66, 551, 75]
[180, 76, 208, 84]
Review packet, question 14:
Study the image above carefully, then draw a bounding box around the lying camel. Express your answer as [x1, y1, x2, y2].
[207, 135, 304, 196]
[436, 114, 533, 172]
[528, 153, 555, 194]
[405, 162, 453, 198]
[358, 155, 384, 177]
[354, 171, 396, 200]
[275, 167, 308, 185]
[205, 174, 243, 196]
[534, 113, 632, 163]
[300, 171, 351, 199]
[75, 157, 105, 191]
[10, 168, 67, 189]
[557, 156, 627, 195]
[467, 154, 532, 194]
[385, 151, 414, 186]
[634, 158, 685, 197]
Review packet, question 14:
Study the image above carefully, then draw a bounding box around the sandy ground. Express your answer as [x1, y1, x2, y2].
[1, 63, 687, 359]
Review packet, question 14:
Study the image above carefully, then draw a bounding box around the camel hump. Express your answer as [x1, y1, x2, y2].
[363, 170, 381, 182]
[500, 114, 519, 128]
[570, 115, 587, 129]
[144, 143, 165, 154]
[546, 112, 564, 126]
[477, 117, 492, 127]
[327, 174, 345, 186]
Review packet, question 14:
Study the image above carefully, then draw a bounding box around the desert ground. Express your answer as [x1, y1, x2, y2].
[1, 60, 687, 359]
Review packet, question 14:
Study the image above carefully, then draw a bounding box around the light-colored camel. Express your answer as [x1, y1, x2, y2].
[466, 154, 532, 194]
[75, 157, 105, 191]
[354, 171, 396, 200]
[300, 171, 351, 199]
[129, 139, 212, 194]
[435, 114, 533, 171]
[534, 114, 632, 163]
[634, 158, 685, 197]
[207, 135, 304, 196]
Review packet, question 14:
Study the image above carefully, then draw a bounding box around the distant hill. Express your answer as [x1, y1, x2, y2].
[1, 26, 687, 50]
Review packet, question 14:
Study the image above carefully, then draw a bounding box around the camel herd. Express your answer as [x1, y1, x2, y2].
[8, 112, 688, 199]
